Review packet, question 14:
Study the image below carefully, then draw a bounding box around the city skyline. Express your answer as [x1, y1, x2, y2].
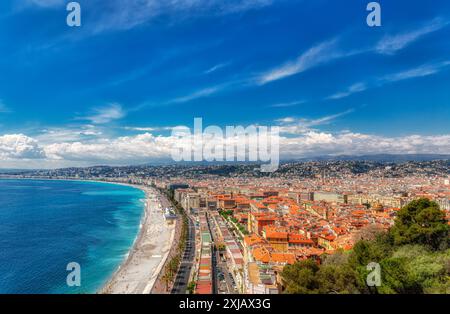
[1, 0, 450, 168]
[4, 159, 448, 295]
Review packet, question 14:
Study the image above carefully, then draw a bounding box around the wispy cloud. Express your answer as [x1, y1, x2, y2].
[326, 82, 368, 100]
[91, 0, 273, 34]
[123, 126, 173, 132]
[35, 125, 103, 144]
[327, 61, 450, 100]
[276, 109, 355, 134]
[80, 103, 126, 124]
[170, 86, 224, 104]
[20, 0, 64, 8]
[300, 109, 355, 128]
[376, 18, 449, 55]
[204, 62, 231, 74]
[257, 39, 346, 85]
[167, 17, 450, 102]
[256, 17, 449, 86]
[163, 77, 248, 105]
[123, 127, 157, 132]
[268, 100, 306, 108]
[381, 61, 450, 83]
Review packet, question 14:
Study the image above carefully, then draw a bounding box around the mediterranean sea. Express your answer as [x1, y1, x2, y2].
[0, 179, 145, 294]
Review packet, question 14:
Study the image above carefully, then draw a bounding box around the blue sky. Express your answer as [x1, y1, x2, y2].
[0, 0, 450, 168]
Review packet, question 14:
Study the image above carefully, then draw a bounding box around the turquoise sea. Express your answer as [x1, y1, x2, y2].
[0, 179, 145, 294]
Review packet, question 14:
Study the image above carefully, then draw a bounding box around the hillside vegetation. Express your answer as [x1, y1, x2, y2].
[282, 199, 450, 294]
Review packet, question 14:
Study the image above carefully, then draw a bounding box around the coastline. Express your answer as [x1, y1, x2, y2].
[99, 184, 176, 294]
[0, 177, 175, 294]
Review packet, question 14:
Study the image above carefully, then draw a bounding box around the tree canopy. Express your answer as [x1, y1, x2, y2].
[281, 198, 450, 294]
[390, 198, 449, 250]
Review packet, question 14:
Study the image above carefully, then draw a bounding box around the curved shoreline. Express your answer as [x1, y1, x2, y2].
[98, 184, 175, 294]
[0, 177, 174, 294]
[96, 182, 149, 294]
[48, 179, 175, 294]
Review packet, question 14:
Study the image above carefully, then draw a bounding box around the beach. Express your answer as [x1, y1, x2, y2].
[100, 186, 175, 294]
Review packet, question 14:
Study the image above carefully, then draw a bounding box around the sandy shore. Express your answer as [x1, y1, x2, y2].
[100, 185, 175, 294]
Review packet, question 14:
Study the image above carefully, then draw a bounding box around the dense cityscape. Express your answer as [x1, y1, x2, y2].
[3, 159, 449, 294]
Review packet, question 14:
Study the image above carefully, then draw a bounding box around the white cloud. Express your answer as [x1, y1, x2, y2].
[253, 17, 448, 87]
[376, 18, 449, 55]
[123, 127, 157, 132]
[277, 110, 354, 134]
[21, 0, 64, 8]
[257, 39, 353, 85]
[171, 86, 224, 103]
[269, 100, 306, 108]
[35, 126, 103, 144]
[92, 0, 273, 33]
[0, 134, 45, 160]
[1, 126, 450, 169]
[381, 61, 450, 83]
[327, 82, 367, 100]
[279, 132, 450, 159]
[81, 103, 126, 124]
[204, 62, 231, 74]
[276, 117, 296, 124]
[123, 126, 174, 132]
[134, 18, 449, 107]
[43, 133, 173, 162]
[327, 61, 450, 101]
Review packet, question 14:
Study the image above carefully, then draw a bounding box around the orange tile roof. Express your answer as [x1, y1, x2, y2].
[352, 210, 366, 216]
[252, 247, 271, 263]
[244, 234, 266, 246]
[265, 231, 288, 240]
[270, 252, 296, 265]
[252, 246, 296, 265]
[288, 233, 314, 244]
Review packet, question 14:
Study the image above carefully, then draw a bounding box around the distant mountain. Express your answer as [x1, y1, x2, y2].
[289, 154, 450, 163]
[0, 169, 36, 174]
[1, 154, 449, 173]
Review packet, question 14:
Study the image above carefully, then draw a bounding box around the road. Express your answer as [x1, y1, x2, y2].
[171, 215, 196, 294]
[207, 213, 238, 294]
[216, 250, 238, 294]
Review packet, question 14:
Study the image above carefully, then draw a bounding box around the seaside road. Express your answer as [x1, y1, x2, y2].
[171, 216, 196, 294]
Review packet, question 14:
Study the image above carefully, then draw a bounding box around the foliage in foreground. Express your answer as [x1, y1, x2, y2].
[281, 198, 450, 294]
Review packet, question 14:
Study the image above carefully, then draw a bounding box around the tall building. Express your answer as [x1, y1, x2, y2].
[314, 191, 347, 204]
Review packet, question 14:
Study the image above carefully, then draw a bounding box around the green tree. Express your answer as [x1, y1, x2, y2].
[281, 259, 320, 294]
[390, 199, 449, 250]
[392, 245, 450, 294]
[377, 257, 422, 294]
[281, 198, 449, 294]
[348, 238, 391, 268]
[316, 264, 359, 294]
[187, 281, 196, 294]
